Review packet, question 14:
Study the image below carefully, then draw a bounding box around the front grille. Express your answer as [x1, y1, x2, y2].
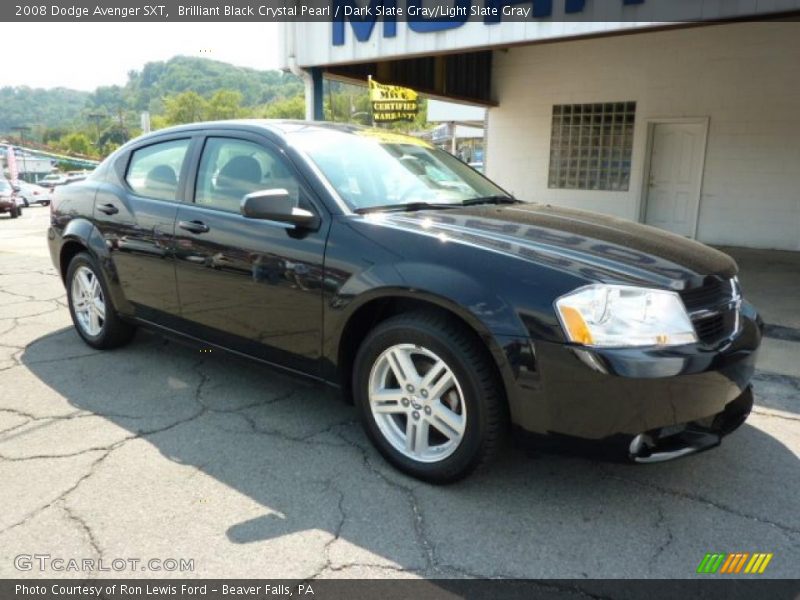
[679, 277, 740, 346]
[692, 310, 738, 345]
[679, 277, 735, 312]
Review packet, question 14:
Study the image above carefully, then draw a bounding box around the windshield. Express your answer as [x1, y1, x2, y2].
[0, 180, 12, 193]
[289, 129, 510, 212]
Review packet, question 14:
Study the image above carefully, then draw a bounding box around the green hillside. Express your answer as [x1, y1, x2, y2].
[0, 87, 91, 133]
[115, 55, 303, 112]
[0, 56, 303, 141]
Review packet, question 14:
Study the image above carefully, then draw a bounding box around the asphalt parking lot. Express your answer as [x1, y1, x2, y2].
[1, 207, 798, 579]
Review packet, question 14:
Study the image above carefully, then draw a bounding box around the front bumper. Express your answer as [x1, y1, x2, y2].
[506, 302, 762, 444]
[627, 385, 753, 462]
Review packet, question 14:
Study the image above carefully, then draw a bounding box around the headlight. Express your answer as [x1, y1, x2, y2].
[555, 284, 697, 347]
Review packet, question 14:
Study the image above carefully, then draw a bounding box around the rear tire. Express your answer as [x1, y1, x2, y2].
[66, 252, 136, 349]
[353, 310, 507, 483]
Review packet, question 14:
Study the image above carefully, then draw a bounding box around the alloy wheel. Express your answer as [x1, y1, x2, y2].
[71, 265, 106, 337]
[368, 343, 467, 463]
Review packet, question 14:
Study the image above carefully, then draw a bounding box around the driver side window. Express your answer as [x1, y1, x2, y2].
[195, 137, 301, 213]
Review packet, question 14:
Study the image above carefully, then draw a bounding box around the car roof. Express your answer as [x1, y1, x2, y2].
[140, 119, 400, 140]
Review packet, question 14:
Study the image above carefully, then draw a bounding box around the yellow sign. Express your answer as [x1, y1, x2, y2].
[356, 129, 431, 147]
[369, 78, 419, 123]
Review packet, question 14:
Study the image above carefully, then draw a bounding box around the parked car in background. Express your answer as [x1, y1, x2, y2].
[0, 179, 22, 218]
[38, 173, 69, 189]
[66, 171, 90, 184]
[48, 120, 761, 482]
[39, 171, 93, 190]
[14, 181, 51, 206]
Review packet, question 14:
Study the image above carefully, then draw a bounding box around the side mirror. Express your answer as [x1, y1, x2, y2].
[12, 185, 20, 193]
[240, 189, 318, 229]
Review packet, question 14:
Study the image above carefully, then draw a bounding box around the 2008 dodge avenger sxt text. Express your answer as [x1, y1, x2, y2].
[47, 121, 761, 482]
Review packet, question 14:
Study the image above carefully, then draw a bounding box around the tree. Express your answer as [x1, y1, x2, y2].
[0, 86, 90, 136]
[163, 91, 207, 125]
[262, 95, 305, 119]
[89, 85, 125, 113]
[42, 127, 71, 145]
[100, 142, 121, 157]
[149, 115, 169, 131]
[98, 124, 130, 149]
[58, 132, 94, 156]
[205, 90, 244, 120]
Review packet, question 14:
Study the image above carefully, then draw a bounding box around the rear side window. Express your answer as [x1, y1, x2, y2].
[125, 139, 190, 201]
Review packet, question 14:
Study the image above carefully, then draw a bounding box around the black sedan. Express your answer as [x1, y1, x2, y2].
[47, 121, 761, 482]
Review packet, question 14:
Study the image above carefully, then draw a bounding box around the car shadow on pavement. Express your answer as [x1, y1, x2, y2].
[19, 326, 800, 578]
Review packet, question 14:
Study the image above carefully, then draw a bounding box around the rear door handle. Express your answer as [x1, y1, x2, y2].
[97, 203, 118, 215]
[179, 220, 210, 234]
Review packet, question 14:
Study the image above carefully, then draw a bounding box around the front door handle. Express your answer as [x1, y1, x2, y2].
[179, 220, 210, 234]
[97, 203, 118, 215]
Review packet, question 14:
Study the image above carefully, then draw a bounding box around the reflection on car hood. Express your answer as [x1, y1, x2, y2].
[371, 202, 737, 289]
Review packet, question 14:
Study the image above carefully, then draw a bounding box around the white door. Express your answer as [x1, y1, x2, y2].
[644, 121, 708, 237]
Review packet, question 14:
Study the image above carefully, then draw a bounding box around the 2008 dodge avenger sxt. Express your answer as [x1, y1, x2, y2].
[47, 121, 761, 482]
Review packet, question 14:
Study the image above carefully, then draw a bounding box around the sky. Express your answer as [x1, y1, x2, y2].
[1, 23, 282, 91]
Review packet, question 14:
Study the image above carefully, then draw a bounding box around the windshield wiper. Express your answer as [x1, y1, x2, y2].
[460, 195, 518, 206]
[355, 202, 462, 214]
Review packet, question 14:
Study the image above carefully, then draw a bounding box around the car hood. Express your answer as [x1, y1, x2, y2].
[371, 202, 737, 289]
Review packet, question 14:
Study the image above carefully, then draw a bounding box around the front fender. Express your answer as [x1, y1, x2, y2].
[325, 266, 538, 425]
[336, 261, 528, 338]
[326, 258, 530, 365]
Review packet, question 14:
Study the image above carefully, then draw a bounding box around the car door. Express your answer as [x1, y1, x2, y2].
[173, 132, 329, 375]
[93, 136, 194, 324]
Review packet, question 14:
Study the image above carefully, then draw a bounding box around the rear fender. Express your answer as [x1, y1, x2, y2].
[61, 218, 134, 316]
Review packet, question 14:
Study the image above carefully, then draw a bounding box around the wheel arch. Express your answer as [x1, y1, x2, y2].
[58, 218, 101, 280]
[59, 240, 88, 283]
[58, 218, 133, 316]
[334, 290, 518, 409]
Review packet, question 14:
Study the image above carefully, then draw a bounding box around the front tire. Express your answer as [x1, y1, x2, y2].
[353, 311, 507, 483]
[9, 205, 19, 218]
[66, 252, 136, 349]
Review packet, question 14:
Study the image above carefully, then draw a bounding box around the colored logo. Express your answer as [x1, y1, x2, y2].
[697, 552, 773, 574]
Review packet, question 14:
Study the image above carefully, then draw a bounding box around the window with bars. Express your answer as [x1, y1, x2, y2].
[548, 102, 636, 191]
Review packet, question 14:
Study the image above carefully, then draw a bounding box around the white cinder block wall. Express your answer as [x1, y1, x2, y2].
[486, 22, 800, 251]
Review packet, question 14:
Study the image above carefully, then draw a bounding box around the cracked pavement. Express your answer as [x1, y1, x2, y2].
[1, 208, 798, 579]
